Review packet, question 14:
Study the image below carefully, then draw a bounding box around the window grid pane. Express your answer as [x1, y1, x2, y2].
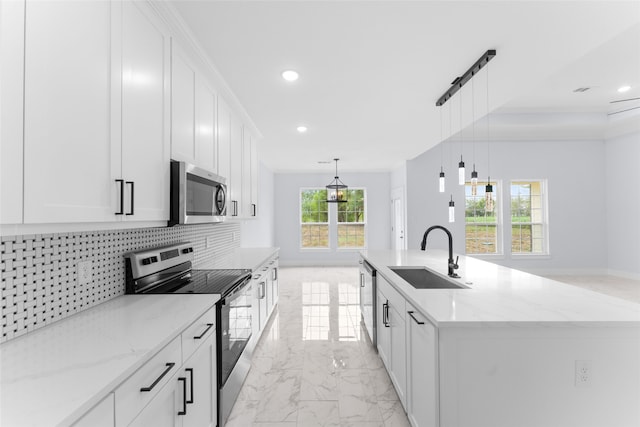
[301, 189, 329, 248]
[511, 181, 546, 254]
[465, 182, 499, 254]
[337, 189, 366, 249]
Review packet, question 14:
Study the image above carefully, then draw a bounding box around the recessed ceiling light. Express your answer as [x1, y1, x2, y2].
[618, 85, 631, 93]
[296, 126, 308, 133]
[282, 70, 299, 82]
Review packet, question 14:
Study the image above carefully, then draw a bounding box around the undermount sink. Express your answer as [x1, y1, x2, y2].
[389, 266, 467, 289]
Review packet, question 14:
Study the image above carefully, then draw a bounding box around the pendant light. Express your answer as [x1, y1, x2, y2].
[448, 195, 455, 223]
[458, 90, 465, 185]
[484, 63, 494, 213]
[470, 78, 479, 196]
[438, 108, 445, 192]
[326, 158, 348, 203]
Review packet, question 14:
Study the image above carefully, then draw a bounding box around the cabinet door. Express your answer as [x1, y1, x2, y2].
[389, 301, 407, 407]
[0, 0, 25, 224]
[250, 134, 259, 216]
[23, 0, 116, 223]
[229, 114, 243, 217]
[376, 290, 391, 369]
[128, 371, 182, 427]
[406, 306, 438, 427]
[195, 76, 217, 173]
[183, 333, 217, 427]
[121, 0, 170, 221]
[217, 98, 231, 204]
[72, 394, 114, 427]
[242, 130, 257, 217]
[171, 44, 196, 164]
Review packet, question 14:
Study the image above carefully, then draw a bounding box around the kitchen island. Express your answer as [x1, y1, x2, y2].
[361, 249, 640, 427]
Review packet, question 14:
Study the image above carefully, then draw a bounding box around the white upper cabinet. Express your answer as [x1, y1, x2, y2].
[170, 41, 217, 173]
[120, 0, 171, 221]
[217, 97, 232, 210]
[242, 129, 259, 218]
[194, 76, 217, 173]
[170, 44, 196, 163]
[229, 113, 244, 218]
[22, 0, 115, 223]
[0, 0, 25, 224]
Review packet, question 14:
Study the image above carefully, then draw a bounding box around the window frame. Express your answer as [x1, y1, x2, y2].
[337, 187, 367, 251]
[509, 179, 550, 258]
[299, 187, 330, 251]
[464, 179, 504, 258]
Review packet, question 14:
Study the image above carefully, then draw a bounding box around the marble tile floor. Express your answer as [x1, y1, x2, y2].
[226, 267, 410, 427]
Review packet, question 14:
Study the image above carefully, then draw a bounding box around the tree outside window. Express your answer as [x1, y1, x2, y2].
[300, 189, 329, 248]
[465, 182, 500, 254]
[337, 189, 366, 248]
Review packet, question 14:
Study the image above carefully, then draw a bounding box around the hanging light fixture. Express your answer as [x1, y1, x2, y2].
[438, 108, 445, 192]
[326, 158, 348, 203]
[484, 61, 494, 213]
[458, 88, 465, 185]
[448, 195, 455, 223]
[470, 78, 479, 195]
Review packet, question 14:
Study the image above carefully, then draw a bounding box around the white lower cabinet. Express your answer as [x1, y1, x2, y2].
[251, 256, 279, 337]
[72, 394, 115, 427]
[406, 304, 438, 427]
[377, 275, 407, 408]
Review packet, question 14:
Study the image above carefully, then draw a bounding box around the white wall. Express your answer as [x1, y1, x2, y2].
[605, 132, 640, 279]
[407, 139, 609, 275]
[241, 162, 275, 247]
[274, 172, 391, 266]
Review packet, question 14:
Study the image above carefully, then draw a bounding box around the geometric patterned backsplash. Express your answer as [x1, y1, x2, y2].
[1, 222, 240, 343]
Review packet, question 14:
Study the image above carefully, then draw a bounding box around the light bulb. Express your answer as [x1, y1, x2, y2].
[448, 196, 455, 223]
[458, 156, 465, 185]
[471, 168, 478, 196]
[485, 182, 494, 213]
[439, 169, 445, 193]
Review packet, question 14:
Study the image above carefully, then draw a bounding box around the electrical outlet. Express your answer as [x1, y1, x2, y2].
[206, 237, 214, 248]
[77, 260, 93, 285]
[575, 360, 592, 387]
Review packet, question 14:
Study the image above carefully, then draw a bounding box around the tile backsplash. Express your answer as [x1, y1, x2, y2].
[1, 222, 240, 343]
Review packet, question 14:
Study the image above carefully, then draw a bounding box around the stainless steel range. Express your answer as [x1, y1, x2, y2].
[125, 242, 253, 427]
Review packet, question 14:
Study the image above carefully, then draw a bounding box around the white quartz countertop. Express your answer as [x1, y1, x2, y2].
[0, 294, 219, 427]
[196, 247, 279, 270]
[361, 249, 640, 327]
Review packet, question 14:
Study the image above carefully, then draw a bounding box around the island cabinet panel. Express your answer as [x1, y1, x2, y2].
[405, 304, 438, 427]
[377, 275, 407, 408]
[438, 327, 640, 427]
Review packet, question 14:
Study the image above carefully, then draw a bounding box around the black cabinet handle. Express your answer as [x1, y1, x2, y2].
[232, 200, 238, 216]
[260, 282, 266, 299]
[194, 323, 214, 340]
[115, 179, 124, 215]
[140, 362, 175, 392]
[126, 181, 134, 215]
[251, 203, 256, 216]
[178, 377, 187, 415]
[383, 301, 390, 327]
[273, 268, 278, 281]
[185, 368, 194, 404]
[408, 311, 425, 325]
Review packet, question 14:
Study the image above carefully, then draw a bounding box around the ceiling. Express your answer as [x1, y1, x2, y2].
[169, 0, 640, 173]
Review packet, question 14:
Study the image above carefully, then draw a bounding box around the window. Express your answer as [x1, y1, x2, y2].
[465, 181, 500, 254]
[337, 189, 366, 249]
[511, 181, 548, 254]
[300, 189, 329, 248]
[300, 188, 366, 250]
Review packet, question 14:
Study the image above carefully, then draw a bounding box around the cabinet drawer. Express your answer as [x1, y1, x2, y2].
[378, 274, 405, 313]
[114, 337, 181, 426]
[181, 305, 216, 361]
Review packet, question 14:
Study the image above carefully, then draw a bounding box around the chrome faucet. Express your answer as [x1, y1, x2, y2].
[420, 225, 460, 278]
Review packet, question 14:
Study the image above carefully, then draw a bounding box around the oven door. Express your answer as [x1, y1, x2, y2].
[217, 277, 252, 386]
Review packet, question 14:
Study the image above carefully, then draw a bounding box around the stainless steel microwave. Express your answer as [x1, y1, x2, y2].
[169, 160, 227, 226]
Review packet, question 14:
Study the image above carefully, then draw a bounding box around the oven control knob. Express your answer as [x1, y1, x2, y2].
[142, 256, 158, 265]
[182, 247, 193, 254]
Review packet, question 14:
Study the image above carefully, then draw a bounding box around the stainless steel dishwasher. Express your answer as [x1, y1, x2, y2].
[359, 258, 377, 347]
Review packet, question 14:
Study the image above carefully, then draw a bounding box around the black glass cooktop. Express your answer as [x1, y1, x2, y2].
[143, 268, 251, 296]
